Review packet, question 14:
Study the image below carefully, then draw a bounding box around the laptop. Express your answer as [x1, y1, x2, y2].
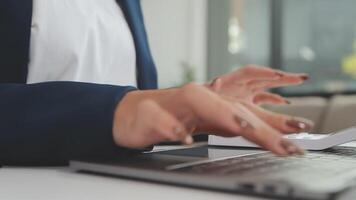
[70, 143, 356, 200]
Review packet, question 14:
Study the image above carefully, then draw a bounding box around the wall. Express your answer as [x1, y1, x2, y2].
[141, 0, 208, 88]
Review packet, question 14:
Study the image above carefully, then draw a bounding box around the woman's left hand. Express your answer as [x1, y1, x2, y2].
[206, 65, 314, 133]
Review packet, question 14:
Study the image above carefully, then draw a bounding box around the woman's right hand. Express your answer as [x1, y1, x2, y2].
[113, 83, 304, 156]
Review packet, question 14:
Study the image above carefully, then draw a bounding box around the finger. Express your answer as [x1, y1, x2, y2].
[264, 73, 308, 89]
[253, 92, 289, 105]
[186, 86, 287, 155]
[223, 65, 309, 88]
[180, 117, 198, 136]
[181, 83, 244, 134]
[241, 102, 314, 134]
[235, 106, 304, 156]
[281, 139, 305, 155]
[230, 104, 291, 155]
[179, 84, 299, 155]
[274, 69, 309, 81]
[176, 116, 197, 145]
[245, 74, 308, 92]
[149, 103, 192, 144]
[224, 65, 283, 83]
[246, 77, 304, 91]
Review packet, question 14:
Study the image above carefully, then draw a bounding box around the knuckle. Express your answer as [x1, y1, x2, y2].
[272, 94, 284, 100]
[184, 82, 200, 90]
[180, 82, 201, 99]
[154, 112, 172, 127]
[242, 65, 257, 73]
[263, 111, 284, 124]
[275, 114, 289, 123]
[137, 99, 155, 111]
[137, 100, 160, 118]
[150, 124, 166, 139]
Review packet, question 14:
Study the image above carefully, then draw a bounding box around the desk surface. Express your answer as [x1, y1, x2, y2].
[5, 142, 356, 200]
[0, 144, 264, 200]
[0, 167, 263, 200]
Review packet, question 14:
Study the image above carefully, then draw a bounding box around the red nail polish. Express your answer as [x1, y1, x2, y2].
[275, 72, 284, 77]
[286, 118, 313, 132]
[300, 75, 309, 81]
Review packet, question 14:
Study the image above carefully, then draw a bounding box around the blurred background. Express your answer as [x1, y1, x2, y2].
[141, 0, 356, 133]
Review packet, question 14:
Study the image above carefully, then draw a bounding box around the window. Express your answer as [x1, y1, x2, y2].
[207, 0, 356, 96]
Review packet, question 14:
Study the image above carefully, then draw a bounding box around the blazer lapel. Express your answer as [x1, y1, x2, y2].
[117, 0, 158, 90]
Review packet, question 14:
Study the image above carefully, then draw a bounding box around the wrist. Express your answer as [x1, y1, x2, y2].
[112, 88, 180, 145]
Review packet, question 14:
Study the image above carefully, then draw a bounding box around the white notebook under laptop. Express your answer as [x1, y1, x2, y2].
[208, 126, 356, 150]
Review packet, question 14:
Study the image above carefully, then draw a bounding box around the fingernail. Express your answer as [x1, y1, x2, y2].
[173, 127, 183, 135]
[286, 118, 313, 132]
[275, 72, 284, 78]
[281, 140, 305, 155]
[234, 115, 255, 132]
[183, 135, 194, 145]
[210, 77, 221, 88]
[285, 99, 291, 104]
[296, 148, 305, 155]
[210, 78, 216, 86]
[300, 75, 309, 81]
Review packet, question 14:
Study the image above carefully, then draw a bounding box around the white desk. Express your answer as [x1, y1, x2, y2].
[0, 167, 264, 200]
[3, 142, 356, 200]
[0, 145, 264, 200]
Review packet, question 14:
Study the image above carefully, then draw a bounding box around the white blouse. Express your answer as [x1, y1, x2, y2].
[27, 0, 137, 87]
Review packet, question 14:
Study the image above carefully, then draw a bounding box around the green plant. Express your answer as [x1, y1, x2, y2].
[180, 61, 196, 84]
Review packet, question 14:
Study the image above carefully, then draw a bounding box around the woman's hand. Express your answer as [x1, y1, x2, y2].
[206, 65, 308, 104]
[113, 83, 304, 156]
[206, 65, 314, 134]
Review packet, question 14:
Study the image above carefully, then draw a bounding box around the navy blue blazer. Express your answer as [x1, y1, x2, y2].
[0, 0, 158, 165]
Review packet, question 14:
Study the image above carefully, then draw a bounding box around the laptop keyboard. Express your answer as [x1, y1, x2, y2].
[172, 146, 356, 179]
